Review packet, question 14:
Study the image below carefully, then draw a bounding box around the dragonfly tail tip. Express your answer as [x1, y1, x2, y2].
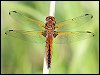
[47, 63, 50, 68]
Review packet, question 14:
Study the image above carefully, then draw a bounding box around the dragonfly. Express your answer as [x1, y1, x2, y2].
[5, 11, 95, 69]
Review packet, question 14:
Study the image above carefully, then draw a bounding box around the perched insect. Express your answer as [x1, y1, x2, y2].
[5, 11, 95, 69]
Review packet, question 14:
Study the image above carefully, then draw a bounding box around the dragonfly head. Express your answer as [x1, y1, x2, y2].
[46, 16, 55, 21]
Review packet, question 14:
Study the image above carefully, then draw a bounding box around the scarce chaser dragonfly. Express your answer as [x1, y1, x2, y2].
[5, 11, 95, 68]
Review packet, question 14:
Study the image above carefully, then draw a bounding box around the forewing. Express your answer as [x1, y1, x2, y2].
[56, 14, 93, 31]
[9, 11, 45, 31]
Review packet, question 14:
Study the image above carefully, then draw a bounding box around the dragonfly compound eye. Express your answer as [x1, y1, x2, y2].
[46, 16, 55, 21]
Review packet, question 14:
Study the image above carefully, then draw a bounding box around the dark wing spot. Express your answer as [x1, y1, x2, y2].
[87, 31, 95, 37]
[72, 19, 74, 21]
[9, 11, 17, 15]
[92, 33, 95, 37]
[12, 11, 17, 13]
[87, 31, 91, 33]
[85, 14, 93, 18]
[91, 15, 93, 18]
[85, 14, 89, 16]
[9, 30, 13, 31]
[5, 30, 14, 35]
[9, 12, 10, 15]
[93, 34, 95, 36]
[5, 32, 7, 35]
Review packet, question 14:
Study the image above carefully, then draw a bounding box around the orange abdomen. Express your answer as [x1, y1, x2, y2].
[46, 35, 53, 68]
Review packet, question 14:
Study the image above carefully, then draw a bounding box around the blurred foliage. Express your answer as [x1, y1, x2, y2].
[1, 1, 99, 74]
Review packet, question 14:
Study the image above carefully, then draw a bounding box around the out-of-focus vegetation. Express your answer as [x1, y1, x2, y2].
[1, 1, 99, 74]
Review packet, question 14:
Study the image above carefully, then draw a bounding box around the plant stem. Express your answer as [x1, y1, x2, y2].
[43, 1, 56, 74]
[49, 1, 56, 16]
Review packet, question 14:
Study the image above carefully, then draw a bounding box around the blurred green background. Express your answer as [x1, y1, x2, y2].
[1, 1, 99, 74]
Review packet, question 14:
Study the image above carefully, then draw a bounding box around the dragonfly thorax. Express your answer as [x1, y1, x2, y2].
[45, 23, 55, 30]
[45, 16, 56, 29]
[45, 21, 55, 30]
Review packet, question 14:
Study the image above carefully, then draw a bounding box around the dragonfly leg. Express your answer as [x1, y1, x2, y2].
[53, 31, 58, 38]
[42, 31, 47, 37]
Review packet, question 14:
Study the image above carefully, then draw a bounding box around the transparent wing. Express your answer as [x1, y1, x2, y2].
[5, 30, 46, 43]
[55, 14, 93, 31]
[9, 11, 45, 31]
[54, 31, 95, 44]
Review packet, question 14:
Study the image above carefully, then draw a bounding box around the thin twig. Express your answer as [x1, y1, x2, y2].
[43, 1, 56, 74]
[49, 1, 56, 16]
